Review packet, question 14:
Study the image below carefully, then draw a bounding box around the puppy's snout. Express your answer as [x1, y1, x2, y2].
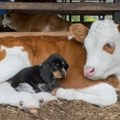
[53, 68, 67, 78]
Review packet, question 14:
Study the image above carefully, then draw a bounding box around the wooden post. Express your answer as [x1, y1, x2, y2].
[114, 0, 120, 24]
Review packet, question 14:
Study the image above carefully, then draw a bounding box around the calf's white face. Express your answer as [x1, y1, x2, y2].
[84, 20, 120, 80]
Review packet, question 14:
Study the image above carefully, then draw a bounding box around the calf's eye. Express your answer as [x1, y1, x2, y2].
[103, 42, 115, 54]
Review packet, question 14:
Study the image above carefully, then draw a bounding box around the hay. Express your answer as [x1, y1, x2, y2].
[0, 92, 120, 120]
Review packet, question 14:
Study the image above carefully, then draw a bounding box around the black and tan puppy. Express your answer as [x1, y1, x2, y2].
[10, 54, 69, 93]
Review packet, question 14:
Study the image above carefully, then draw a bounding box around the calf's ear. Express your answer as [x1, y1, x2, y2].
[69, 23, 89, 43]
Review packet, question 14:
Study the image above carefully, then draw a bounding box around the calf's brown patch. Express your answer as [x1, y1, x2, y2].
[103, 42, 115, 54]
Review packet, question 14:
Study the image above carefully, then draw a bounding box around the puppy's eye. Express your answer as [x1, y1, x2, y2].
[51, 64, 58, 71]
[56, 63, 59, 67]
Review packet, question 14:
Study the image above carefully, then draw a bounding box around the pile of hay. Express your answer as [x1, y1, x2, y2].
[0, 92, 120, 120]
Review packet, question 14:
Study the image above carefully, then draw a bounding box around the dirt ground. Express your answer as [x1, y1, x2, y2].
[0, 92, 120, 120]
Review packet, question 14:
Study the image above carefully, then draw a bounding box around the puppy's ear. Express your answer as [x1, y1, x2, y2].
[70, 23, 89, 43]
[40, 64, 53, 83]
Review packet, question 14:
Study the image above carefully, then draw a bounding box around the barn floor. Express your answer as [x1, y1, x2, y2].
[0, 92, 120, 120]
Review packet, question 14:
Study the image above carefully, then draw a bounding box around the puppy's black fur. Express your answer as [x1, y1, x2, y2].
[10, 54, 69, 93]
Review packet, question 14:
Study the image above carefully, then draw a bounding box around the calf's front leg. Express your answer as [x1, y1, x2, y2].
[56, 83, 117, 106]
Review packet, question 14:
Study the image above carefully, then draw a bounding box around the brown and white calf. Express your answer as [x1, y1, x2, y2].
[2, 11, 71, 32]
[0, 21, 119, 112]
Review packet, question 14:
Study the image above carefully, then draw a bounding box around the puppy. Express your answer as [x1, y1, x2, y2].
[10, 54, 69, 93]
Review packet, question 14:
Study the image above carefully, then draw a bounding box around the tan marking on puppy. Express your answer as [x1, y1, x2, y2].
[53, 71, 62, 78]
[103, 42, 115, 54]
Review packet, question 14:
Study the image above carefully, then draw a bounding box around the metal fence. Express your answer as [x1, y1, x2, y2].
[0, 0, 120, 27]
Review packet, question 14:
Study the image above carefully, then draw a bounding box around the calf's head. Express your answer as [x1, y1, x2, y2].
[84, 20, 120, 80]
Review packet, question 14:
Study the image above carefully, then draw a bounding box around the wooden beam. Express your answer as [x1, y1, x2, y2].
[0, 32, 72, 38]
[0, 2, 119, 14]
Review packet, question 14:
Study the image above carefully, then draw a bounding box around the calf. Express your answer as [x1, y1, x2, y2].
[0, 21, 118, 113]
[2, 11, 71, 32]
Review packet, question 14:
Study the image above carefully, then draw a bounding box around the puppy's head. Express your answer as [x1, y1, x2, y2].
[46, 54, 69, 78]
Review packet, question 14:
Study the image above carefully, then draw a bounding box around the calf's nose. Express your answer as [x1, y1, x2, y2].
[84, 66, 95, 77]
